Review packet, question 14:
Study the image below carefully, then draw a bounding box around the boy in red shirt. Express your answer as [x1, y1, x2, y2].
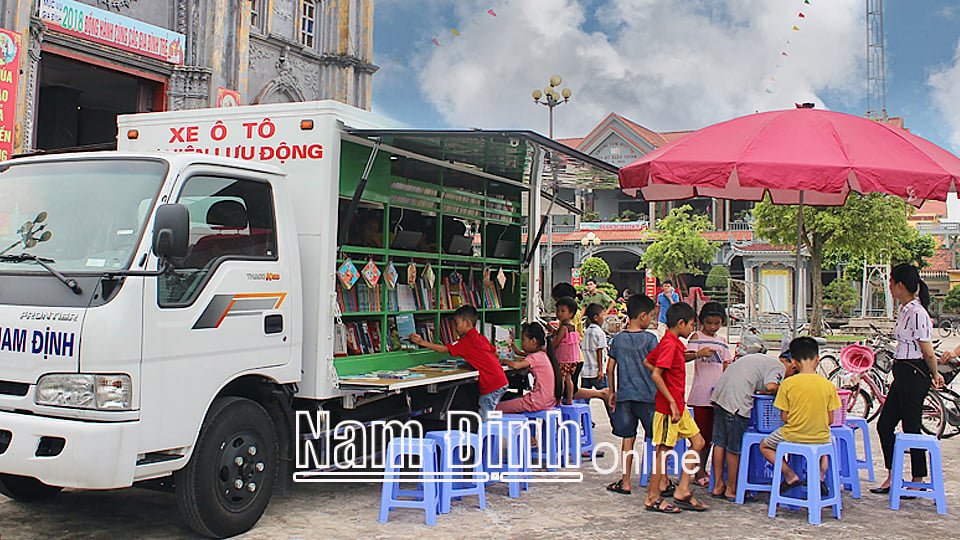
[642, 302, 709, 513]
[410, 305, 509, 419]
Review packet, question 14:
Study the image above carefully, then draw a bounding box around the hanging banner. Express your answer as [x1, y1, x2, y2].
[38, 0, 185, 65]
[0, 28, 20, 161]
[644, 268, 656, 298]
[571, 267, 581, 287]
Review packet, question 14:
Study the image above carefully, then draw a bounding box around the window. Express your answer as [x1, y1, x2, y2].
[159, 176, 278, 306]
[251, 0, 265, 33]
[300, 0, 316, 48]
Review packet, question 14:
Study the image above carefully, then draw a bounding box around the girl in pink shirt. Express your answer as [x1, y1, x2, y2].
[497, 323, 562, 413]
[552, 297, 582, 405]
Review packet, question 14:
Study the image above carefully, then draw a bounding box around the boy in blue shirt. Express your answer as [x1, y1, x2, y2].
[605, 294, 668, 495]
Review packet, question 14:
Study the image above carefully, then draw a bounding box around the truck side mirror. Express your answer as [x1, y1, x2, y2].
[152, 204, 189, 259]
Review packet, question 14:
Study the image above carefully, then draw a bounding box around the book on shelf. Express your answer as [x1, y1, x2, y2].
[341, 320, 385, 356]
[386, 316, 405, 352]
[396, 285, 417, 311]
[336, 281, 382, 313]
[415, 319, 436, 343]
[344, 324, 363, 356]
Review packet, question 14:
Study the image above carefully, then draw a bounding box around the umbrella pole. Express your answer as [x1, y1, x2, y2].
[793, 191, 804, 339]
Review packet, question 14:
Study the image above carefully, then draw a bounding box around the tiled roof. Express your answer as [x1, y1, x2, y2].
[522, 229, 754, 244]
[733, 242, 793, 253]
[557, 137, 584, 149]
[926, 248, 953, 272]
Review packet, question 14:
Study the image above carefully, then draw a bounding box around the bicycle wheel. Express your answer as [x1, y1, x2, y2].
[846, 388, 873, 421]
[938, 319, 953, 339]
[921, 390, 946, 438]
[817, 354, 839, 378]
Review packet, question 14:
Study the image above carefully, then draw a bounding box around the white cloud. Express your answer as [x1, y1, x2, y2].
[402, 0, 864, 137]
[928, 40, 960, 153]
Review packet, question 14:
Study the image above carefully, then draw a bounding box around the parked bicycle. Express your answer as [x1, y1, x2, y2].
[829, 332, 948, 437]
[937, 316, 960, 338]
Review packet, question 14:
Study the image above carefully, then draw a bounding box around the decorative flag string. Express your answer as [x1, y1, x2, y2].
[427, 3, 507, 48]
[764, 1, 812, 96]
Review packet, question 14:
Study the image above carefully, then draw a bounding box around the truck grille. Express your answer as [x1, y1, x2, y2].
[0, 381, 29, 397]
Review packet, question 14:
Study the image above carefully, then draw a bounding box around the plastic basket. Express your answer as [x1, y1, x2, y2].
[750, 394, 783, 433]
[832, 389, 852, 427]
[839, 344, 875, 374]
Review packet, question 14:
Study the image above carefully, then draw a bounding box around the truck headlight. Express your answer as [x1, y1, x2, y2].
[36, 374, 132, 410]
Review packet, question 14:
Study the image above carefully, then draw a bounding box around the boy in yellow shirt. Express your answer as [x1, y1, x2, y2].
[759, 337, 842, 494]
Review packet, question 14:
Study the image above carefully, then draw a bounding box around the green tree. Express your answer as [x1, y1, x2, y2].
[580, 256, 611, 281]
[638, 205, 719, 291]
[822, 279, 860, 316]
[705, 265, 731, 288]
[620, 209, 637, 221]
[752, 192, 913, 335]
[944, 285, 960, 313]
[582, 210, 600, 222]
[895, 227, 937, 269]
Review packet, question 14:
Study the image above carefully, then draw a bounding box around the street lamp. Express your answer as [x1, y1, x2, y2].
[531, 76, 571, 313]
[531, 75, 572, 139]
[581, 232, 601, 261]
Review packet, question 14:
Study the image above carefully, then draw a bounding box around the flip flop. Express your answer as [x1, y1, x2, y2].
[710, 492, 727, 499]
[779, 478, 804, 495]
[606, 479, 631, 495]
[645, 497, 682, 514]
[660, 479, 676, 498]
[673, 494, 709, 512]
[694, 476, 710, 488]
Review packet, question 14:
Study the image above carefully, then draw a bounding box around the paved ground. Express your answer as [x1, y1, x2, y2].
[3, 334, 958, 539]
[2, 400, 958, 539]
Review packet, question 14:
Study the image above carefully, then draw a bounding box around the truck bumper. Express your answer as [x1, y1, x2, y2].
[0, 411, 138, 489]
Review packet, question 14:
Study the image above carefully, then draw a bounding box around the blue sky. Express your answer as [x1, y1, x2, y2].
[371, 0, 960, 153]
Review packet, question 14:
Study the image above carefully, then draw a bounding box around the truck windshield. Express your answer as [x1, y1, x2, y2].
[0, 158, 166, 272]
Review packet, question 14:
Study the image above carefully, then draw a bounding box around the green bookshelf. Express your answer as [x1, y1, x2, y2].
[334, 139, 524, 377]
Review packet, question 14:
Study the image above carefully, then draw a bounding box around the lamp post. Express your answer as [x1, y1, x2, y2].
[581, 231, 601, 262]
[532, 75, 571, 311]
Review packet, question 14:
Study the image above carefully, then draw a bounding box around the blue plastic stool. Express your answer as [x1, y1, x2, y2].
[830, 425, 862, 498]
[767, 442, 843, 525]
[639, 437, 689, 487]
[560, 402, 593, 465]
[424, 430, 486, 514]
[480, 414, 531, 498]
[379, 438, 440, 526]
[522, 408, 564, 471]
[890, 433, 947, 514]
[845, 416, 875, 482]
[768, 441, 842, 525]
[735, 431, 773, 503]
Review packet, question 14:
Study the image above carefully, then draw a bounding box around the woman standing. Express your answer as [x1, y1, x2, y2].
[870, 264, 945, 494]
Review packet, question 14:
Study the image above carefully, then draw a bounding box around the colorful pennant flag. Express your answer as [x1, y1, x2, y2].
[432, 38, 440, 46]
[451, 29, 461, 37]
[804, 0, 811, 4]
[792, 26, 799, 31]
[782, 52, 788, 56]
[798, 12, 805, 18]
[488, 9, 497, 17]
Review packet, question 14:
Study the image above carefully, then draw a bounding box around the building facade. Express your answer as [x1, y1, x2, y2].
[1, 0, 375, 153]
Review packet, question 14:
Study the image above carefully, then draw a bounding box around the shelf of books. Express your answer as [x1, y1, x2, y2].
[333, 143, 524, 380]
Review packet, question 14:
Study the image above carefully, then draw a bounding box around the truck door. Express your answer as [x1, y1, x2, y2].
[138, 169, 293, 452]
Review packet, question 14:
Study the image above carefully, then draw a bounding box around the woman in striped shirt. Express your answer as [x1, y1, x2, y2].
[871, 264, 945, 495]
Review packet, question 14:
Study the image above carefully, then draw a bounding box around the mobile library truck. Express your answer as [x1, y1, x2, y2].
[0, 101, 617, 537]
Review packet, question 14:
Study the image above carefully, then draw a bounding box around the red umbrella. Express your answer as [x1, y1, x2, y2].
[619, 106, 960, 333]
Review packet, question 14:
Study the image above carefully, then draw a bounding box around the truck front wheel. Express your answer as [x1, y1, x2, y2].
[174, 397, 278, 538]
[0, 474, 62, 502]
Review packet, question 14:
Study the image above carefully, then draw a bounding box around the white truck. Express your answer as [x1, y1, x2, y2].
[0, 101, 616, 537]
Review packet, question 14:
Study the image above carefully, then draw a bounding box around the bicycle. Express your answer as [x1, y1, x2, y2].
[937, 317, 960, 338]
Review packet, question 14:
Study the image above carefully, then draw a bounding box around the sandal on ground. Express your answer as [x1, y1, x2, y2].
[869, 486, 890, 494]
[660, 479, 676, 498]
[694, 476, 710, 488]
[710, 491, 727, 499]
[645, 497, 681, 514]
[673, 494, 709, 512]
[606, 479, 631, 495]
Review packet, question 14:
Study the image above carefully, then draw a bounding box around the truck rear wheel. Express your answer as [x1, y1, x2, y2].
[0, 474, 63, 502]
[174, 397, 278, 538]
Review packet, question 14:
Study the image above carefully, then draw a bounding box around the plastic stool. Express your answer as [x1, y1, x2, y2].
[560, 402, 593, 465]
[768, 441, 842, 525]
[379, 438, 440, 526]
[890, 433, 947, 514]
[480, 414, 531, 498]
[830, 425, 862, 498]
[845, 416, 875, 482]
[522, 408, 564, 471]
[424, 430, 486, 514]
[735, 431, 773, 503]
[639, 438, 689, 487]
